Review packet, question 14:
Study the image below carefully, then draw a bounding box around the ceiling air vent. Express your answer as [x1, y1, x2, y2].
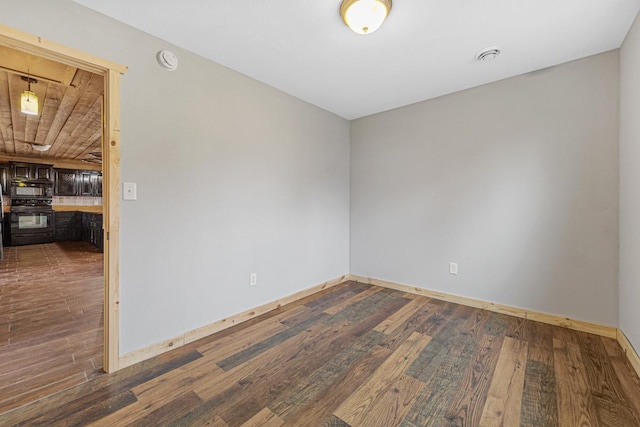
[476, 47, 501, 62]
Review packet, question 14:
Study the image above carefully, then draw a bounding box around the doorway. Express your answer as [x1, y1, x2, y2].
[0, 24, 125, 413]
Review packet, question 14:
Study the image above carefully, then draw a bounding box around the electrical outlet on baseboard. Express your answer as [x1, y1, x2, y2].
[250, 273, 257, 287]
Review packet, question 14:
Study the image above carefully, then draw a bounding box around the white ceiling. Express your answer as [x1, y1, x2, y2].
[74, 0, 640, 119]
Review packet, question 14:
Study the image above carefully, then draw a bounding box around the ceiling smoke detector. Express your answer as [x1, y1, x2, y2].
[157, 50, 179, 71]
[476, 47, 501, 62]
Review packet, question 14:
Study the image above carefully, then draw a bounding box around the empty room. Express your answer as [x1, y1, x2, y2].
[1, 0, 640, 425]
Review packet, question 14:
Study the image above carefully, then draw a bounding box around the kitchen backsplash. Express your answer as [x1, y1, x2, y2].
[53, 196, 102, 206]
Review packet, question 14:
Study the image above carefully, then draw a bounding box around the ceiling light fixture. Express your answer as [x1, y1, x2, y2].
[340, 0, 392, 35]
[20, 74, 39, 116]
[30, 143, 51, 152]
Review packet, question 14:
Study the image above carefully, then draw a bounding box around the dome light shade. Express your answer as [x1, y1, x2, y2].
[31, 143, 51, 152]
[20, 74, 39, 116]
[340, 0, 392, 35]
[21, 90, 38, 115]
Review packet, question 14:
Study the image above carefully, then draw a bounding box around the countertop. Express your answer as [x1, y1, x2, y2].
[53, 205, 103, 214]
[1, 205, 102, 214]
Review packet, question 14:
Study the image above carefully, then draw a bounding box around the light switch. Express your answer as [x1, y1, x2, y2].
[449, 262, 458, 275]
[123, 182, 137, 200]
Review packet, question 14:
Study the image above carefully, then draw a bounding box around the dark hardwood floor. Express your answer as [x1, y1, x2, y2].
[0, 241, 104, 414]
[1, 280, 640, 426]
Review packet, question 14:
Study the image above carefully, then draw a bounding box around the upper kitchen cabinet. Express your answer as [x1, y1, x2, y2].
[11, 163, 30, 180]
[54, 169, 77, 196]
[79, 171, 102, 197]
[81, 171, 102, 197]
[34, 164, 53, 181]
[3, 158, 101, 196]
[94, 173, 102, 197]
[53, 168, 102, 196]
[79, 171, 93, 196]
[11, 162, 53, 182]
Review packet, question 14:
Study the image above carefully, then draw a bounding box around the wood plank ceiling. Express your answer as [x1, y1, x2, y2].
[0, 45, 103, 163]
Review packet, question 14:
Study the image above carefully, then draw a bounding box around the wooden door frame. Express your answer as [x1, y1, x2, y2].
[0, 24, 128, 372]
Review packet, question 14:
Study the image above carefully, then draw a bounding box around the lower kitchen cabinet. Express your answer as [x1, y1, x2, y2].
[54, 211, 103, 252]
[81, 212, 103, 252]
[54, 212, 80, 241]
[2, 215, 9, 247]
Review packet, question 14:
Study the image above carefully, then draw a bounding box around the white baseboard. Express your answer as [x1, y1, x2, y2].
[119, 274, 348, 369]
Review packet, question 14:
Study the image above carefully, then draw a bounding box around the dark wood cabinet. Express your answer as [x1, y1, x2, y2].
[54, 169, 78, 196]
[11, 162, 54, 182]
[34, 164, 53, 181]
[81, 212, 103, 251]
[53, 169, 101, 196]
[8, 163, 101, 196]
[54, 210, 103, 252]
[12, 163, 31, 180]
[54, 212, 80, 241]
[2, 215, 8, 247]
[79, 172, 92, 196]
[79, 171, 101, 196]
[94, 173, 102, 196]
[0, 164, 9, 195]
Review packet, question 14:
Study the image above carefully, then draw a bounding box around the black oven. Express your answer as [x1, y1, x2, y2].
[10, 200, 54, 246]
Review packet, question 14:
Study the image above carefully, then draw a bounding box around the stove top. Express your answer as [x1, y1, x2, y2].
[10, 198, 53, 213]
[11, 198, 53, 207]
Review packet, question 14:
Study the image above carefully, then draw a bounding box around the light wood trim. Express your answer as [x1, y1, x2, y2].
[53, 205, 102, 213]
[617, 329, 640, 378]
[0, 154, 101, 170]
[119, 275, 348, 369]
[184, 275, 347, 344]
[0, 24, 127, 75]
[104, 69, 121, 373]
[348, 274, 618, 339]
[119, 336, 186, 370]
[0, 64, 73, 87]
[0, 24, 126, 373]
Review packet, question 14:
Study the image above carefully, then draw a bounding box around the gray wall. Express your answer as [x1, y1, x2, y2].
[1, 1, 628, 356]
[351, 51, 620, 326]
[620, 14, 640, 352]
[0, 0, 350, 353]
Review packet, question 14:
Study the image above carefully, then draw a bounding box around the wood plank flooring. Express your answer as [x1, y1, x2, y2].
[1, 280, 640, 426]
[0, 242, 104, 414]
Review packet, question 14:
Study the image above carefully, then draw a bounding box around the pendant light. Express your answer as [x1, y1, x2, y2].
[20, 73, 38, 116]
[340, 0, 392, 35]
